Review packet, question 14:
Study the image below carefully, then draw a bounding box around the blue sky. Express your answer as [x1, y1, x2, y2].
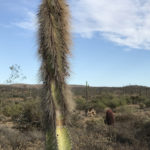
[1, 0, 150, 87]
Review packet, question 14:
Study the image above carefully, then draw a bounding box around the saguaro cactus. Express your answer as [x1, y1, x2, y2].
[85, 81, 89, 101]
[38, 0, 72, 149]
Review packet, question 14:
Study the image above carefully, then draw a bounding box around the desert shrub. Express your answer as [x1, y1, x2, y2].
[120, 97, 128, 105]
[115, 131, 134, 145]
[96, 95, 130, 110]
[112, 143, 149, 150]
[16, 98, 42, 129]
[26, 130, 44, 143]
[75, 97, 86, 110]
[0, 115, 7, 122]
[144, 99, 150, 107]
[0, 127, 28, 150]
[106, 99, 120, 109]
[76, 94, 129, 112]
[97, 96, 126, 110]
[75, 97, 106, 112]
[115, 105, 138, 114]
[136, 120, 150, 144]
[125, 95, 149, 106]
[139, 103, 146, 109]
[96, 101, 106, 111]
[0, 97, 42, 129]
[115, 112, 136, 122]
[69, 112, 84, 128]
[130, 96, 144, 104]
[86, 119, 106, 134]
[2, 103, 23, 118]
[0, 126, 44, 150]
[70, 120, 109, 150]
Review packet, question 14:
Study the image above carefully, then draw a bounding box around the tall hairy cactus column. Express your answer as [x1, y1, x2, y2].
[38, 0, 72, 149]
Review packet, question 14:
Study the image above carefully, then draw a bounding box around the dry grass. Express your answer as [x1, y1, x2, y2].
[68, 108, 150, 150]
[0, 126, 44, 150]
[1, 85, 150, 150]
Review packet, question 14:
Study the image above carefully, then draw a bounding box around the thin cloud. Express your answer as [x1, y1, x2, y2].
[13, 11, 38, 31]
[70, 0, 150, 50]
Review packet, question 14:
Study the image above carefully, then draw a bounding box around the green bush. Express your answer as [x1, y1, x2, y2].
[17, 98, 42, 129]
[75, 97, 86, 110]
[2, 103, 23, 118]
[0, 97, 42, 129]
[86, 119, 105, 133]
[75, 94, 150, 112]
[96, 101, 106, 110]
[144, 99, 150, 107]
[139, 103, 146, 109]
[76, 95, 128, 111]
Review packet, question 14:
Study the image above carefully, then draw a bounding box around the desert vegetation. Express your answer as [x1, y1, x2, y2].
[0, 84, 150, 150]
[0, 85, 44, 150]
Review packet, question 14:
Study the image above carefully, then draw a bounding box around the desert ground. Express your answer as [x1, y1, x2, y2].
[0, 84, 150, 150]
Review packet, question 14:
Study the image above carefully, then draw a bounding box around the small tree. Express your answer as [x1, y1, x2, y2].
[6, 64, 26, 84]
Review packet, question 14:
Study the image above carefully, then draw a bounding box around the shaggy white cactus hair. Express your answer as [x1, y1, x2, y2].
[38, 0, 72, 149]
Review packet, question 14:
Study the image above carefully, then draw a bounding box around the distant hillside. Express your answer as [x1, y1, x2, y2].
[0, 84, 150, 97]
[0, 84, 42, 89]
[70, 85, 150, 97]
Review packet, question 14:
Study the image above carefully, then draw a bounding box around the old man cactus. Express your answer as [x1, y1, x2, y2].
[38, 0, 72, 149]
